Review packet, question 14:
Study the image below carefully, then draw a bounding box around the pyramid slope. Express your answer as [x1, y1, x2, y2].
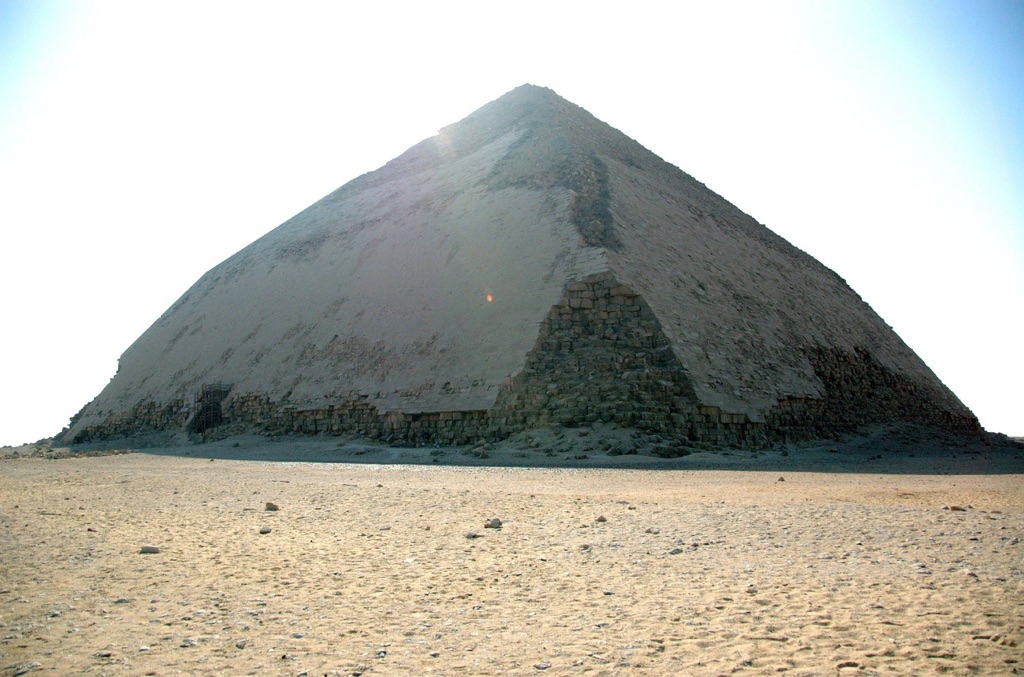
[65, 85, 977, 446]
[604, 154, 965, 418]
[69, 123, 593, 426]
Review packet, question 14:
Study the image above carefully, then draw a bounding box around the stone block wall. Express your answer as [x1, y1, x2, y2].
[487, 272, 769, 448]
[220, 393, 488, 445]
[769, 347, 980, 439]
[69, 398, 189, 443]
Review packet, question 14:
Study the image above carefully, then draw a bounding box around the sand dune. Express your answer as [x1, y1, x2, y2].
[1, 436, 1021, 676]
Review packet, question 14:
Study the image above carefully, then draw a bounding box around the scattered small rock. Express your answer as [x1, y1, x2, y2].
[430, 651, 440, 658]
[235, 639, 247, 649]
[265, 502, 280, 511]
[595, 515, 607, 523]
[259, 527, 272, 534]
[13, 662, 41, 677]
[94, 651, 113, 659]
[645, 527, 660, 534]
[464, 531, 480, 539]
[535, 662, 552, 670]
[944, 505, 969, 511]
[139, 545, 160, 554]
[777, 476, 785, 482]
[484, 518, 502, 529]
[746, 584, 758, 594]
[668, 547, 684, 555]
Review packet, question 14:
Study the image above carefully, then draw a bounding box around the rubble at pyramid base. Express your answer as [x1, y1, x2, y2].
[67, 272, 979, 451]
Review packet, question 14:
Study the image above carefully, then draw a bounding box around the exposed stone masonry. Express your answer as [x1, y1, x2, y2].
[69, 398, 189, 442]
[65, 272, 978, 449]
[770, 347, 980, 439]
[487, 273, 767, 448]
[220, 394, 489, 446]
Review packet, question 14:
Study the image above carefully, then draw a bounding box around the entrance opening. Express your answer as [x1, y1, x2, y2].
[188, 383, 232, 434]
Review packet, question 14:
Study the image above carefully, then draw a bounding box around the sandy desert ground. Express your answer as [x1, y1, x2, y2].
[1, 431, 1022, 676]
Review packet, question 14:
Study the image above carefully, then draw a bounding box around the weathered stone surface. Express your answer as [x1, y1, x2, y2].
[63, 85, 978, 448]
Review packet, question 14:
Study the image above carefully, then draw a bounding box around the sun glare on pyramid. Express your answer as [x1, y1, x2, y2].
[435, 127, 456, 159]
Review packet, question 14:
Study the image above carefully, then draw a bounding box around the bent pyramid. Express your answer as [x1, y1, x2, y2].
[65, 85, 978, 447]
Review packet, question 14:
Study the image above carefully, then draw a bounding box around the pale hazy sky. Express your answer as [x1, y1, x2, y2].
[1, 0, 1021, 444]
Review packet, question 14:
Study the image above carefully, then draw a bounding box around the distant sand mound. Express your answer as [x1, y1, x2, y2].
[64, 85, 978, 448]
